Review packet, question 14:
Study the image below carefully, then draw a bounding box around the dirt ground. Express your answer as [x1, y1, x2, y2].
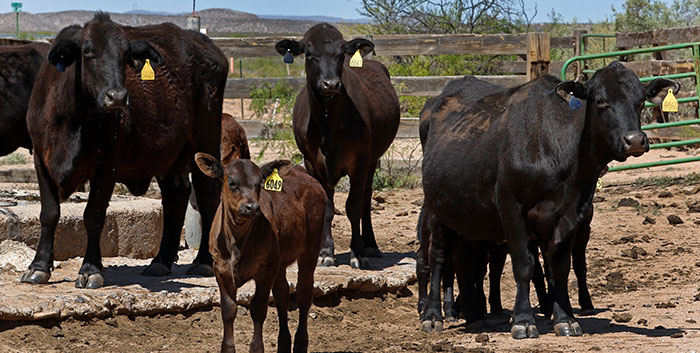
[2, 149, 700, 352]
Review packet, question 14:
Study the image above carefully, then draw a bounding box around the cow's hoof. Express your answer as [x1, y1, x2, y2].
[554, 321, 583, 336]
[511, 323, 539, 339]
[420, 319, 443, 332]
[142, 263, 171, 276]
[363, 247, 383, 258]
[187, 263, 214, 277]
[75, 273, 104, 289]
[444, 315, 456, 323]
[317, 255, 335, 267]
[349, 256, 370, 269]
[20, 269, 50, 284]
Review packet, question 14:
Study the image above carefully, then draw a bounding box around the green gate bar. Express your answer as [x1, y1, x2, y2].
[563, 41, 700, 172]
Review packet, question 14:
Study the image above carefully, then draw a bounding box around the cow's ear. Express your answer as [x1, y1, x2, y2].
[554, 81, 588, 102]
[260, 160, 291, 180]
[195, 153, 224, 180]
[644, 78, 680, 104]
[275, 39, 304, 56]
[344, 38, 374, 57]
[128, 40, 163, 69]
[48, 25, 82, 72]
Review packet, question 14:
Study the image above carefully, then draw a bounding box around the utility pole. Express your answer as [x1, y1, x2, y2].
[11, 2, 22, 38]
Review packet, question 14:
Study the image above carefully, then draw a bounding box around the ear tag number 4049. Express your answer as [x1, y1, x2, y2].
[264, 168, 283, 192]
[141, 59, 155, 81]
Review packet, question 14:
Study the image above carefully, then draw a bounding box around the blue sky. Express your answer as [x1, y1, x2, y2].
[8, 0, 673, 23]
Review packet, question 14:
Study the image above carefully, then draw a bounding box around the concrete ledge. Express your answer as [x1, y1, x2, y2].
[0, 193, 163, 260]
[0, 249, 416, 321]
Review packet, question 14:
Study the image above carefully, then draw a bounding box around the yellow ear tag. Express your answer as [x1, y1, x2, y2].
[141, 59, 155, 81]
[349, 49, 363, 68]
[662, 88, 678, 112]
[264, 168, 283, 192]
[596, 178, 602, 190]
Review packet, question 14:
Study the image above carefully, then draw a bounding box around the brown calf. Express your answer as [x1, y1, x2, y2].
[195, 154, 326, 353]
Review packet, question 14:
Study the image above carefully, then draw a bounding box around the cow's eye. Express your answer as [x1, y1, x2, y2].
[596, 100, 609, 110]
[228, 179, 237, 190]
[83, 48, 95, 59]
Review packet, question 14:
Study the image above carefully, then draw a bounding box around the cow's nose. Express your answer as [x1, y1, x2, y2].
[322, 79, 340, 91]
[104, 88, 129, 108]
[622, 131, 649, 156]
[239, 202, 260, 217]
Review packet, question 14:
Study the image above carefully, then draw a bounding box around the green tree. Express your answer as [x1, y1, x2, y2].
[612, 0, 673, 32]
[669, 0, 700, 27]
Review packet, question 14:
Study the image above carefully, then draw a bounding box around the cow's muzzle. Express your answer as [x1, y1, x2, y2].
[238, 202, 261, 218]
[320, 78, 341, 96]
[622, 131, 649, 157]
[102, 88, 129, 110]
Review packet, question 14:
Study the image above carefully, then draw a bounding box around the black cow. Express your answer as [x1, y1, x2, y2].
[275, 23, 400, 268]
[21, 13, 228, 288]
[0, 42, 49, 155]
[420, 62, 678, 338]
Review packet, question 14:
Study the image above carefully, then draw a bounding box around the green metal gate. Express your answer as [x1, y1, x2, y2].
[561, 41, 700, 172]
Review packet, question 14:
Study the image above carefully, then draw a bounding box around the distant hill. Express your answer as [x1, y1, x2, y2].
[0, 8, 331, 35]
[259, 15, 369, 24]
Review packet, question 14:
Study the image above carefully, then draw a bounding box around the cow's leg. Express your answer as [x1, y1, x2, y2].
[474, 242, 488, 317]
[294, 239, 319, 353]
[272, 270, 291, 353]
[573, 220, 594, 315]
[75, 157, 118, 289]
[317, 186, 336, 267]
[488, 243, 508, 313]
[548, 232, 582, 337]
[250, 271, 276, 353]
[360, 162, 381, 257]
[347, 164, 370, 269]
[20, 157, 59, 284]
[188, 167, 220, 276]
[143, 173, 190, 276]
[215, 260, 238, 353]
[420, 218, 449, 332]
[498, 199, 538, 339]
[416, 206, 430, 315]
[530, 241, 551, 318]
[453, 239, 483, 324]
[442, 258, 456, 322]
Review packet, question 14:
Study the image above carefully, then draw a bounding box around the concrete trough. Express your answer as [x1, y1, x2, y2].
[0, 190, 163, 261]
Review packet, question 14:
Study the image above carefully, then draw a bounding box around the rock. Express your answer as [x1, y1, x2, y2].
[634, 193, 644, 199]
[658, 191, 673, 198]
[695, 262, 700, 267]
[655, 325, 666, 330]
[474, 333, 489, 343]
[0, 240, 35, 272]
[334, 207, 344, 215]
[655, 302, 676, 308]
[687, 200, 700, 213]
[411, 199, 423, 206]
[370, 200, 384, 211]
[686, 319, 696, 324]
[592, 196, 605, 203]
[105, 317, 118, 327]
[682, 186, 700, 195]
[612, 312, 632, 323]
[667, 215, 683, 225]
[642, 216, 656, 225]
[589, 346, 601, 351]
[637, 318, 648, 326]
[613, 236, 636, 245]
[309, 312, 318, 319]
[671, 332, 684, 338]
[641, 235, 651, 242]
[618, 198, 640, 207]
[621, 246, 646, 259]
[395, 211, 408, 217]
[372, 193, 387, 204]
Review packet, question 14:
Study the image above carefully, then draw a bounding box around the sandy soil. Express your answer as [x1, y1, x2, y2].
[2, 166, 700, 352]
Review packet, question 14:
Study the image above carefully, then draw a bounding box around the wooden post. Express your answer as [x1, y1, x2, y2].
[527, 32, 550, 81]
[573, 30, 587, 80]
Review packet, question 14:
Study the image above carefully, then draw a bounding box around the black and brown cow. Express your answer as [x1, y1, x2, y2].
[0, 42, 49, 156]
[419, 63, 678, 338]
[275, 23, 400, 268]
[195, 154, 325, 353]
[21, 13, 228, 288]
